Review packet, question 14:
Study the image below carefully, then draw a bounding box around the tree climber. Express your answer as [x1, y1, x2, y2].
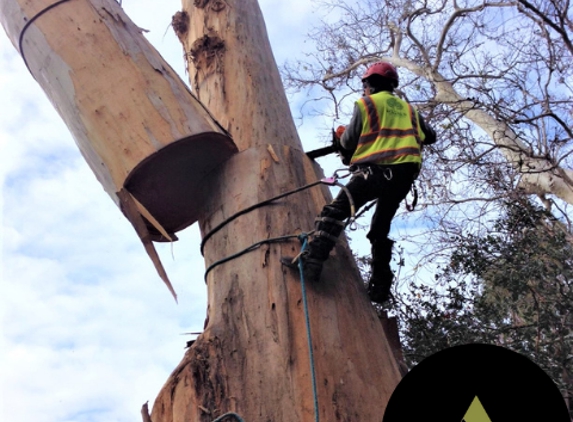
[283, 62, 437, 304]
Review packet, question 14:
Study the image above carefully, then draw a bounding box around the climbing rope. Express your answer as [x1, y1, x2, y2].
[203, 235, 320, 422]
[201, 169, 359, 281]
[201, 169, 359, 282]
[321, 173, 356, 228]
[18, 0, 75, 75]
[200, 180, 322, 255]
[203, 233, 299, 281]
[200, 170, 357, 421]
[200, 170, 356, 256]
[298, 234, 321, 422]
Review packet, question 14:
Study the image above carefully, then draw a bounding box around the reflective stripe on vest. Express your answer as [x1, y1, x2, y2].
[351, 92, 424, 166]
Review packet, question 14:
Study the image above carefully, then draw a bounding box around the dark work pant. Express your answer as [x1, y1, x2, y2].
[320, 162, 419, 246]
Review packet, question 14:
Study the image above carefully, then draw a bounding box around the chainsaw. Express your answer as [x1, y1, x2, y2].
[306, 129, 351, 164]
[306, 143, 338, 160]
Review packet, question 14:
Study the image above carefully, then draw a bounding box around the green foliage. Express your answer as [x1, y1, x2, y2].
[392, 199, 573, 413]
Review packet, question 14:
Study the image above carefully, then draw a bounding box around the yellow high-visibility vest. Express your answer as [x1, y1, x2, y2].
[351, 91, 425, 166]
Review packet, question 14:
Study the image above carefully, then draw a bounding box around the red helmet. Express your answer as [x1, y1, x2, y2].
[362, 62, 399, 87]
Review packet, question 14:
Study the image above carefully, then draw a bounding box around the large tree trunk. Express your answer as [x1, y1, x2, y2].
[0, 0, 403, 419]
[149, 1, 402, 421]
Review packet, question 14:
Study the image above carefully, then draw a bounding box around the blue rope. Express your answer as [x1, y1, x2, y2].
[298, 234, 320, 422]
[204, 235, 319, 422]
[211, 412, 245, 422]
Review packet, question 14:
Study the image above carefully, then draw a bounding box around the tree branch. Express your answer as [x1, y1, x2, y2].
[434, 1, 513, 71]
[516, 0, 573, 54]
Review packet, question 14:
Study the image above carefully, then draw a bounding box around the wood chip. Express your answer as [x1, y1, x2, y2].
[267, 144, 280, 163]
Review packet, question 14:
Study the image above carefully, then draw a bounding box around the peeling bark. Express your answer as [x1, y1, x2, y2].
[172, 10, 189, 42]
[189, 35, 226, 73]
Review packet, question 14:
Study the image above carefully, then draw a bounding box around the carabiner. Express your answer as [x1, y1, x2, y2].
[333, 168, 352, 180]
[347, 217, 358, 231]
[383, 167, 393, 181]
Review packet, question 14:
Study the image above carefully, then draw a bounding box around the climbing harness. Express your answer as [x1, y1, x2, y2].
[349, 165, 418, 214]
[351, 165, 373, 181]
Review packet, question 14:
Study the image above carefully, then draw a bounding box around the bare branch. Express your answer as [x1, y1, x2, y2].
[516, 0, 573, 54]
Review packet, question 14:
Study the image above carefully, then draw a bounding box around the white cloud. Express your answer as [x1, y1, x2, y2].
[1, 2, 210, 421]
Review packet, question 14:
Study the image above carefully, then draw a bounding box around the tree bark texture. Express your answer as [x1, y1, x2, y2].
[0, 0, 237, 235]
[150, 1, 402, 421]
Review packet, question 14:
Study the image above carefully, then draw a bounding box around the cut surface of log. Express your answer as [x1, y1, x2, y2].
[1, 0, 237, 235]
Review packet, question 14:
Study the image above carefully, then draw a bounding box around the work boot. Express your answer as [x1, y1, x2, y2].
[368, 267, 394, 304]
[367, 239, 395, 304]
[280, 252, 324, 283]
[281, 214, 345, 282]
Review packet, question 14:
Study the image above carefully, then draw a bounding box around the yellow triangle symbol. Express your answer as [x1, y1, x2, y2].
[461, 396, 492, 422]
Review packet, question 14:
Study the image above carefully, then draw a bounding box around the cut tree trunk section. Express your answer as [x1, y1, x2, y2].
[1, 0, 237, 237]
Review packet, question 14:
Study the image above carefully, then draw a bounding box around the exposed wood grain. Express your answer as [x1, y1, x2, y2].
[0, 0, 237, 234]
